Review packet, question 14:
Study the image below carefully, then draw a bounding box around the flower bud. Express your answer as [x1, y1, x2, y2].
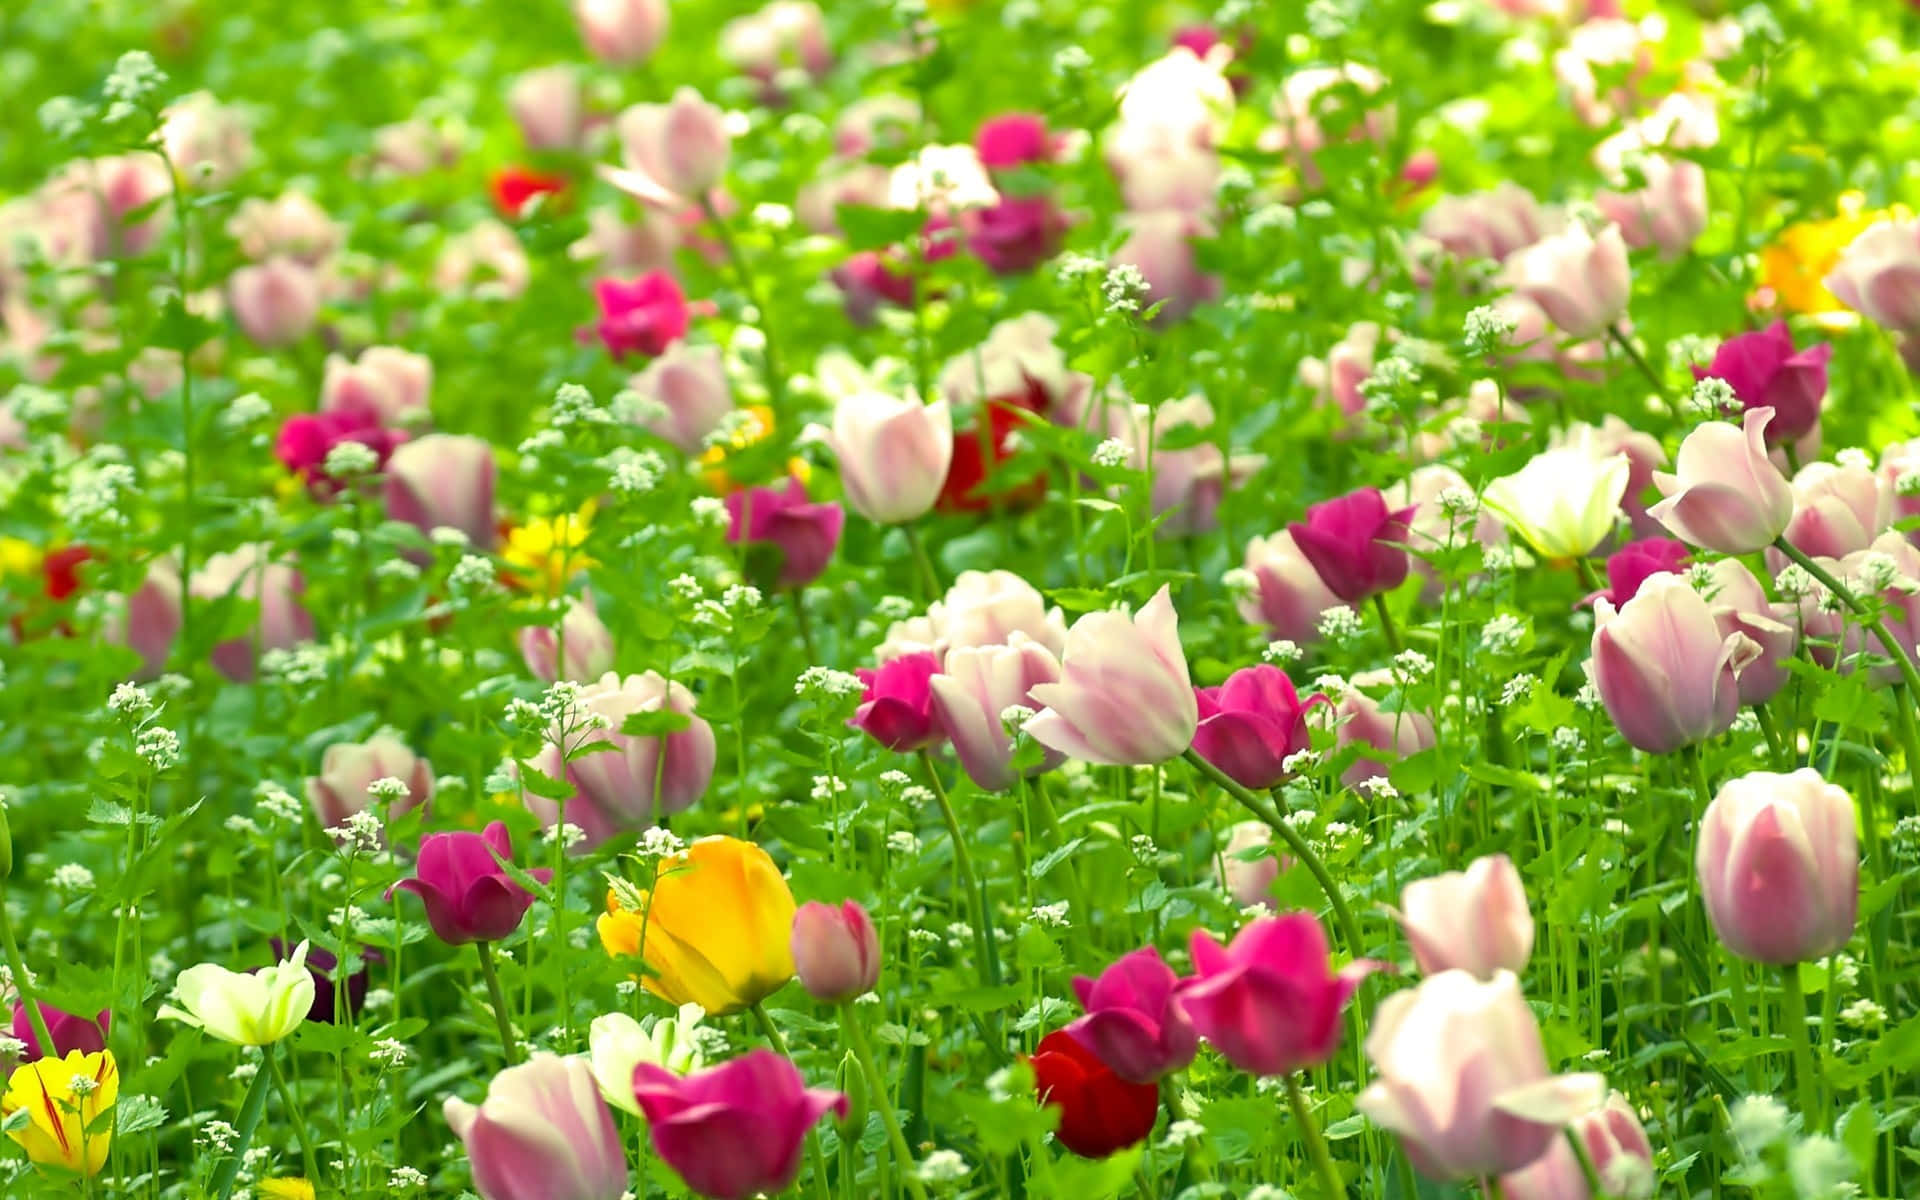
[790, 899, 881, 1003]
[1697, 769, 1858, 965]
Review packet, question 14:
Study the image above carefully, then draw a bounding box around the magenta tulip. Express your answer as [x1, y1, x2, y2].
[726, 477, 843, 589]
[1067, 946, 1198, 1084]
[1692, 321, 1831, 443]
[633, 1049, 847, 1200]
[593, 272, 690, 361]
[1176, 912, 1375, 1077]
[1190, 665, 1323, 790]
[1697, 769, 1858, 965]
[10, 1002, 108, 1062]
[1287, 487, 1415, 604]
[388, 821, 552, 946]
[445, 1053, 628, 1200]
[791, 900, 881, 1003]
[1586, 537, 1689, 609]
[850, 651, 943, 752]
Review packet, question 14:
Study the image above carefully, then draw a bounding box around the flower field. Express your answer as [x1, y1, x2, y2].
[6, 0, 1920, 1196]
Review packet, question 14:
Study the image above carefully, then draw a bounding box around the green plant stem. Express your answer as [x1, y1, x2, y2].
[1565, 1126, 1605, 1194]
[903, 524, 942, 602]
[752, 1002, 834, 1200]
[1182, 750, 1364, 960]
[1284, 1074, 1344, 1199]
[208, 1042, 276, 1200]
[1606, 325, 1674, 414]
[1772, 538, 1920, 712]
[1685, 745, 1714, 810]
[268, 1042, 321, 1183]
[791, 589, 819, 662]
[475, 940, 521, 1065]
[0, 896, 55, 1055]
[841, 1006, 931, 1200]
[1754, 704, 1791, 770]
[700, 194, 785, 409]
[920, 751, 995, 986]
[1779, 963, 1822, 1130]
[1370, 593, 1400, 654]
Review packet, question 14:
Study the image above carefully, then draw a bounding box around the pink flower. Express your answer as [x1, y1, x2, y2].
[975, 113, 1059, 169]
[1586, 537, 1689, 608]
[273, 407, 405, 495]
[1701, 559, 1796, 706]
[1027, 586, 1199, 766]
[1697, 768, 1858, 965]
[105, 561, 183, 679]
[1298, 322, 1382, 428]
[1176, 912, 1376, 1076]
[1691, 321, 1830, 442]
[229, 192, 341, 264]
[927, 636, 1063, 791]
[1420, 182, 1560, 265]
[530, 671, 717, 846]
[829, 251, 916, 325]
[851, 651, 944, 752]
[1237, 530, 1348, 644]
[444, 1054, 628, 1200]
[1594, 155, 1707, 259]
[190, 545, 314, 682]
[307, 732, 434, 830]
[1067, 946, 1199, 1084]
[11, 1002, 108, 1063]
[508, 67, 585, 153]
[160, 92, 252, 190]
[1217, 821, 1286, 910]
[1190, 665, 1322, 790]
[937, 569, 1070, 658]
[574, 0, 668, 64]
[593, 272, 692, 360]
[520, 595, 617, 684]
[1499, 1091, 1656, 1200]
[1778, 460, 1891, 561]
[725, 477, 843, 589]
[718, 1, 833, 93]
[1502, 224, 1631, 339]
[606, 89, 731, 207]
[229, 257, 320, 347]
[388, 821, 552, 946]
[1287, 486, 1415, 603]
[1591, 572, 1758, 754]
[1825, 219, 1920, 334]
[1793, 532, 1920, 686]
[321, 346, 433, 425]
[791, 900, 881, 1003]
[1390, 855, 1533, 980]
[632, 1049, 847, 1200]
[1112, 211, 1219, 324]
[818, 392, 953, 524]
[1648, 408, 1795, 554]
[627, 344, 732, 454]
[964, 195, 1070, 276]
[384, 434, 497, 549]
[1334, 691, 1436, 788]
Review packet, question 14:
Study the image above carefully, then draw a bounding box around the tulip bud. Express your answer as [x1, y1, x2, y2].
[1216, 820, 1284, 910]
[1595, 155, 1707, 259]
[1825, 218, 1920, 335]
[507, 67, 585, 153]
[383, 434, 498, 550]
[1502, 223, 1631, 338]
[228, 257, 320, 347]
[1591, 572, 1759, 755]
[1649, 408, 1795, 554]
[791, 900, 881, 1003]
[627, 343, 732, 454]
[1697, 768, 1858, 965]
[575, 0, 668, 64]
[1287, 486, 1416, 603]
[1112, 210, 1220, 325]
[1334, 690, 1436, 788]
[1237, 529, 1347, 644]
[609, 88, 731, 204]
[519, 595, 617, 684]
[1391, 854, 1534, 980]
[1702, 559, 1796, 706]
[817, 393, 954, 525]
[1778, 460, 1891, 561]
[1027, 586, 1199, 766]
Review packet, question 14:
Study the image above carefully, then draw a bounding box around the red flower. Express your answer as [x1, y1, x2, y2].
[41, 545, 91, 602]
[592, 272, 691, 360]
[1029, 1029, 1160, 1158]
[938, 397, 1046, 513]
[491, 165, 569, 219]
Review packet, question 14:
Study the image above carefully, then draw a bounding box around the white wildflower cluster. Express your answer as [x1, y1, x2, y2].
[1358, 777, 1397, 800]
[1463, 305, 1517, 356]
[1728, 1094, 1791, 1155]
[1664, 333, 1717, 371]
[429, 525, 471, 549]
[1091, 437, 1132, 468]
[333, 809, 384, 855]
[1893, 814, 1920, 861]
[1498, 674, 1537, 707]
[39, 96, 91, 140]
[1480, 612, 1527, 655]
[551, 382, 612, 429]
[1263, 639, 1303, 664]
[1855, 551, 1902, 593]
[1245, 203, 1297, 235]
[1550, 726, 1585, 756]
[388, 1166, 429, 1190]
[1316, 605, 1364, 644]
[370, 1037, 412, 1068]
[668, 573, 706, 603]
[367, 775, 411, 802]
[638, 826, 688, 859]
[606, 447, 667, 494]
[103, 50, 168, 122]
[795, 666, 864, 701]
[1359, 355, 1420, 412]
[195, 1119, 239, 1155]
[375, 558, 422, 585]
[1687, 376, 1737, 419]
[1840, 997, 1886, 1031]
[1029, 901, 1071, 929]
[810, 775, 848, 802]
[107, 681, 154, 721]
[701, 409, 760, 451]
[688, 496, 729, 530]
[1282, 747, 1319, 775]
[1786, 1136, 1856, 1198]
[544, 822, 588, 851]
[999, 704, 1037, 735]
[1771, 563, 1820, 603]
[254, 783, 303, 823]
[1392, 649, 1433, 680]
[918, 1149, 970, 1185]
[222, 392, 272, 429]
[723, 584, 763, 611]
[1051, 45, 1093, 75]
[323, 440, 379, 479]
[1102, 264, 1149, 314]
[448, 554, 502, 600]
[135, 726, 181, 770]
[52, 863, 96, 892]
[60, 457, 138, 532]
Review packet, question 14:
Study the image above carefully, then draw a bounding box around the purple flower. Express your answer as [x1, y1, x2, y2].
[1066, 946, 1198, 1084]
[10, 1002, 108, 1062]
[725, 476, 844, 589]
[387, 821, 552, 946]
[632, 1049, 847, 1200]
[1693, 321, 1832, 443]
[1190, 665, 1324, 790]
[1287, 487, 1416, 603]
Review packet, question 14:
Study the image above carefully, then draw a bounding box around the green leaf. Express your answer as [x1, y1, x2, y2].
[834, 204, 925, 251]
[618, 709, 692, 737]
[1028, 837, 1086, 880]
[115, 1093, 169, 1137]
[1839, 1098, 1877, 1177]
[151, 295, 218, 354]
[514, 758, 573, 802]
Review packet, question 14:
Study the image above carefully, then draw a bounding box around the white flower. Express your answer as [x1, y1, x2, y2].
[157, 942, 317, 1045]
[1481, 448, 1632, 560]
[589, 1007, 707, 1115]
[918, 1149, 970, 1184]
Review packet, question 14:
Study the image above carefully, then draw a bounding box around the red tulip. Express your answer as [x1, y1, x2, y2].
[1028, 1029, 1159, 1158]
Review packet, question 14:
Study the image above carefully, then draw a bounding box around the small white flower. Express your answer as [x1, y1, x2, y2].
[388, 1166, 429, 1190]
[322, 440, 380, 478]
[690, 496, 728, 527]
[888, 830, 922, 856]
[1163, 1119, 1206, 1148]
[1029, 901, 1070, 929]
[1463, 305, 1517, 355]
[196, 1119, 238, 1154]
[52, 863, 96, 892]
[1091, 437, 1132, 468]
[1051, 45, 1093, 74]
[108, 681, 154, 719]
[1102, 264, 1149, 314]
[1316, 606, 1364, 643]
[1728, 1094, 1791, 1155]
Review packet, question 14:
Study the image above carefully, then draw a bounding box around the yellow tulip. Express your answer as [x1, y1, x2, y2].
[597, 835, 796, 1015]
[3, 1049, 118, 1176]
[257, 1180, 317, 1200]
[698, 405, 811, 494]
[501, 502, 596, 596]
[1759, 192, 1913, 318]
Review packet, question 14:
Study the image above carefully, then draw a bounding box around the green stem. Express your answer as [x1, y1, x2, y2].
[1182, 750, 1364, 960]
[0, 896, 56, 1056]
[902, 524, 942, 602]
[920, 751, 995, 986]
[752, 1002, 834, 1200]
[268, 1043, 321, 1184]
[1685, 745, 1714, 810]
[1574, 555, 1605, 596]
[1284, 1074, 1344, 1199]
[1779, 963, 1822, 1130]
[1773, 538, 1920, 706]
[1606, 325, 1675, 414]
[700, 195, 785, 410]
[1754, 704, 1791, 770]
[791, 589, 820, 663]
[475, 940, 521, 1065]
[1370, 593, 1400, 654]
[841, 1006, 931, 1200]
[208, 1042, 276, 1199]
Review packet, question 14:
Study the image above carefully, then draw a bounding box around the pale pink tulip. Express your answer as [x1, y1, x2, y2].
[1648, 407, 1794, 554]
[1391, 854, 1533, 980]
[817, 392, 952, 524]
[1697, 768, 1858, 965]
[1027, 586, 1198, 766]
[384, 434, 496, 548]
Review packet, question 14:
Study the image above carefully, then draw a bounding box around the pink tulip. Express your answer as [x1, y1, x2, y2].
[1586, 537, 1689, 609]
[1287, 486, 1415, 604]
[791, 900, 881, 1003]
[1794, 532, 1920, 685]
[160, 92, 252, 189]
[1697, 768, 1858, 965]
[818, 393, 953, 524]
[574, 0, 668, 64]
[1109, 128, 1220, 215]
[1298, 322, 1382, 428]
[1358, 969, 1607, 1180]
[1499, 1091, 1656, 1200]
[1692, 321, 1830, 443]
[1420, 182, 1558, 264]
[1112, 210, 1219, 324]
[1778, 460, 1891, 561]
[627, 344, 731, 455]
[373, 119, 461, 176]
[1237, 530, 1348, 644]
[718, 1, 833, 92]
[229, 257, 320, 347]
[1825, 219, 1920, 334]
[1068, 946, 1199, 1083]
[389, 821, 551, 945]
[1502, 224, 1630, 339]
[229, 192, 341, 265]
[975, 113, 1059, 169]
[1591, 572, 1757, 754]
[530, 671, 716, 844]
[1027, 586, 1199, 766]
[1216, 821, 1286, 910]
[274, 407, 406, 496]
[572, 205, 681, 273]
[1387, 465, 1506, 599]
[107, 560, 183, 678]
[383, 434, 497, 548]
[436, 221, 531, 300]
[519, 595, 617, 684]
[1391, 854, 1533, 980]
[11, 1002, 108, 1063]
[1126, 396, 1263, 537]
[1334, 690, 1437, 787]
[307, 731, 434, 830]
[725, 476, 843, 589]
[190, 545, 315, 682]
[1190, 665, 1322, 790]
[1176, 912, 1375, 1076]
[1594, 155, 1707, 259]
[964, 195, 1070, 276]
[1648, 408, 1795, 554]
[607, 89, 730, 206]
[928, 636, 1064, 791]
[1266, 64, 1394, 188]
[828, 251, 916, 325]
[633, 1049, 847, 1200]
[851, 651, 944, 752]
[593, 272, 691, 361]
[508, 67, 585, 153]
[1699, 559, 1796, 706]
[321, 346, 433, 426]
[445, 1053, 628, 1200]
[938, 570, 1069, 658]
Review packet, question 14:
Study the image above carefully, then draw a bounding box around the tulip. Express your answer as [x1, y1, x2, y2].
[1130, 396, 1265, 537]
[519, 595, 617, 684]
[1591, 572, 1758, 754]
[1111, 210, 1219, 324]
[719, 0, 833, 94]
[575, 0, 668, 63]
[832, 95, 922, 158]
[964, 194, 1071, 276]
[160, 91, 252, 189]
[1648, 408, 1795, 554]
[1066, 947, 1198, 1084]
[1237, 529, 1349, 644]
[321, 346, 433, 426]
[1190, 665, 1322, 790]
[974, 112, 1059, 169]
[1779, 460, 1891, 561]
[1587, 537, 1689, 608]
[1217, 820, 1285, 910]
[436, 221, 532, 300]
[1697, 768, 1858, 965]
[1594, 155, 1707, 259]
[229, 192, 341, 264]
[1499, 1091, 1656, 1200]
[1825, 218, 1920, 334]
[306, 731, 434, 830]
[829, 251, 916, 325]
[272, 939, 372, 1025]
[275, 406, 406, 496]
[588, 1007, 706, 1116]
[1502, 223, 1631, 338]
[389, 822, 552, 946]
[593, 272, 691, 361]
[1420, 182, 1559, 265]
[493, 165, 569, 220]
[9, 1002, 107, 1063]
[607, 89, 731, 206]
[1334, 690, 1437, 788]
[850, 651, 944, 753]
[1357, 969, 1607, 1180]
[157, 942, 316, 1045]
[627, 343, 732, 454]
[2, 1050, 118, 1176]
[1700, 559, 1797, 706]
[1692, 321, 1831, 443]
[383, 434, 497, 549]
[374, 119, 460, 176]
[1390, 855, 1533, 980]
[507, 67, 584, 152]
[597, 835, 796, 1016]
[445, 1054, 628, 1200]
[529, 671, 716, 844]
[229, 257, 320, 347]
[791, 899, 881, 1003]
[725, 476, 843, 589]
[1028, 1029, 1160, 1159]
[1027, 586, 1199, 766]
[190, 545, 314, 682]
[1287, 486, 1415, 604]
[817, 392, 953, 524]
[1557, 414, 1670, 540]
[1481, 448, 1631, 561]
[1299, 322, 1382, 428]
[1176, 912, 1375, 1077]
[107, 560, 183, 678]
[927, 636, 1064, 791]
[1795, 532, 1920, 685]
[937, 569, 1071, 658]
[633, 1049, 846, 1200]
[1266, 63, 1394, 187]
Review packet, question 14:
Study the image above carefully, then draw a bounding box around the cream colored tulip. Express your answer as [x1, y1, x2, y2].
[157, 941, 316, 1046]
[1481, 448, 1631, 560]
[587, 1006, 706, 1116]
